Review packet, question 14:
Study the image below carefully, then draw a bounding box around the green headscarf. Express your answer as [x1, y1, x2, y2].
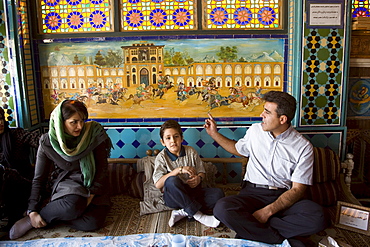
[48, 100, 108, 188]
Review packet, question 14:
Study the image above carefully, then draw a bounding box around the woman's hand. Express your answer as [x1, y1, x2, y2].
[29, 212, 47, 228]
[87, 194, 95, 206]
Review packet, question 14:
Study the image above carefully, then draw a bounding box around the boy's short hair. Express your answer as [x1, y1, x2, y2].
[263, 91, 296, 124]
[160, 120, 183, 139]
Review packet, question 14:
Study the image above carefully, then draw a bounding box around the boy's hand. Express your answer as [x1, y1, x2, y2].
[186, 175, 201, 188]
[182, 166, 196, 176]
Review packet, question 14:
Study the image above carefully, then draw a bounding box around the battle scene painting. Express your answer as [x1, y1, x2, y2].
[39, 38, 286, 121]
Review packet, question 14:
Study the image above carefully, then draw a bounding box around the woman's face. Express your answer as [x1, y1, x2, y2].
[63, 112, 85, 137]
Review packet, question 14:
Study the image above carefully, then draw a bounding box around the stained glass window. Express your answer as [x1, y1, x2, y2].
[204, 0, 282, 30]
[121, 0, 196, 31]
[37, 0, 285, 33]
[39, 0, 113, 33]
[352, 0, 370, 17]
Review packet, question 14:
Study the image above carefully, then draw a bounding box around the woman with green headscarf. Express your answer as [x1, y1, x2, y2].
[9, 100, 113, 240]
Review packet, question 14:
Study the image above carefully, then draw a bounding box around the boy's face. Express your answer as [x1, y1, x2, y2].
[160, 128, 183, 156]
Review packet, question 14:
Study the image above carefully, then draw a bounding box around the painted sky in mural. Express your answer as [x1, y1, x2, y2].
[39, 39, 284, 66]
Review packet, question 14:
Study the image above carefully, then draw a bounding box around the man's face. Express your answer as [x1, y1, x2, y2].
[260, 101, 284, 136]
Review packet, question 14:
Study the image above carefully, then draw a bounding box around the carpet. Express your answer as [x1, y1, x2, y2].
[6, 195, 236, 241]
[3, 195, 370, 247]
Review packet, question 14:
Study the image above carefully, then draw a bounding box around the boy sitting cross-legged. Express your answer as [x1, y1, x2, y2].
[152, 120, 224, 228]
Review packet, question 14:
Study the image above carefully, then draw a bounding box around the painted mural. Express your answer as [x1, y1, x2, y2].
[39, 38, 285, 120]
[348, 78, 370, 117]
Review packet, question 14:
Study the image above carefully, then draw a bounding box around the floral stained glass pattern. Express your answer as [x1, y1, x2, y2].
[204, 0, 281, 30]
[150, 9, 168, 27]
[45, 0, 60, 7]
[234, 7, 252, 25]
[67, 12, 84, 29]
[40, 0, 113, 33]
[66, 0, 82, 6]
[173, 8, 191, 26]
[45, 12, 62, 30]
[352, 0, 370, 17]
[121, 0, 196, 31]
[210, 7, 228, 25]
[90, 10, 107, 28]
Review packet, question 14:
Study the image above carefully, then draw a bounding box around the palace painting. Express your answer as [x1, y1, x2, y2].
[39, 38, 286, 120]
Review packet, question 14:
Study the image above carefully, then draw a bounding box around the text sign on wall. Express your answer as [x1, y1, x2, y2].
[307, 1, 344, 28]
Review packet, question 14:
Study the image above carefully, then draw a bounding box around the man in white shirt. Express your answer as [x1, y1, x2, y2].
[204, 91, 326, 245]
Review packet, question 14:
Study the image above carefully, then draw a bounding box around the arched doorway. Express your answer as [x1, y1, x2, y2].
[140, 68, 149, 86]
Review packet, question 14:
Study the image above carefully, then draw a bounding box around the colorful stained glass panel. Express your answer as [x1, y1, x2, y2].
[121, 0, 196, 31]
[352, 0, 370, 17]
[39, 0, 113, 33]
[204, 0, 281, 30]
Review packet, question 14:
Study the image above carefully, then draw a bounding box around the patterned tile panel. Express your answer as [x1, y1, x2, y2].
[301, 29, 344, 126]
[0, 1, 16, 127]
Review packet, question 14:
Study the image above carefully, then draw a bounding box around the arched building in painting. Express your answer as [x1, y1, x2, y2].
[40, 42, 284, 103]
[121, 43, 165, 87]
[165, 62, 283, 89]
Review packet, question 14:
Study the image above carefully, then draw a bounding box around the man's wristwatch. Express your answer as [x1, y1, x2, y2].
[27, 210, 36, 215]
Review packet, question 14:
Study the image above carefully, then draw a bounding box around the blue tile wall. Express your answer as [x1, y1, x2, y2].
[105, 126, 343, 183]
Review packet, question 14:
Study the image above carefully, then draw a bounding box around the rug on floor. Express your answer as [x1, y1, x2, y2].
[2, 195, 370, 247]
[4, 195, 235, 241]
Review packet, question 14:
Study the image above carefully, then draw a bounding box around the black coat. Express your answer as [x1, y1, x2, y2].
[0, 128, 40, 180]
[28, 133, 111, 212]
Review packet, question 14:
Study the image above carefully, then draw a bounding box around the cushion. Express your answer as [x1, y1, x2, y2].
[312, 147, 340, 183]
[107, 162, 133, 195]
[128, 171, 145, 199]
[307, 180, 340, 206]
[203, 162, 218, 188]
[137, 156, 218, 215]
[306, 147, 341, 206]
[138, 156, 173, 215]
